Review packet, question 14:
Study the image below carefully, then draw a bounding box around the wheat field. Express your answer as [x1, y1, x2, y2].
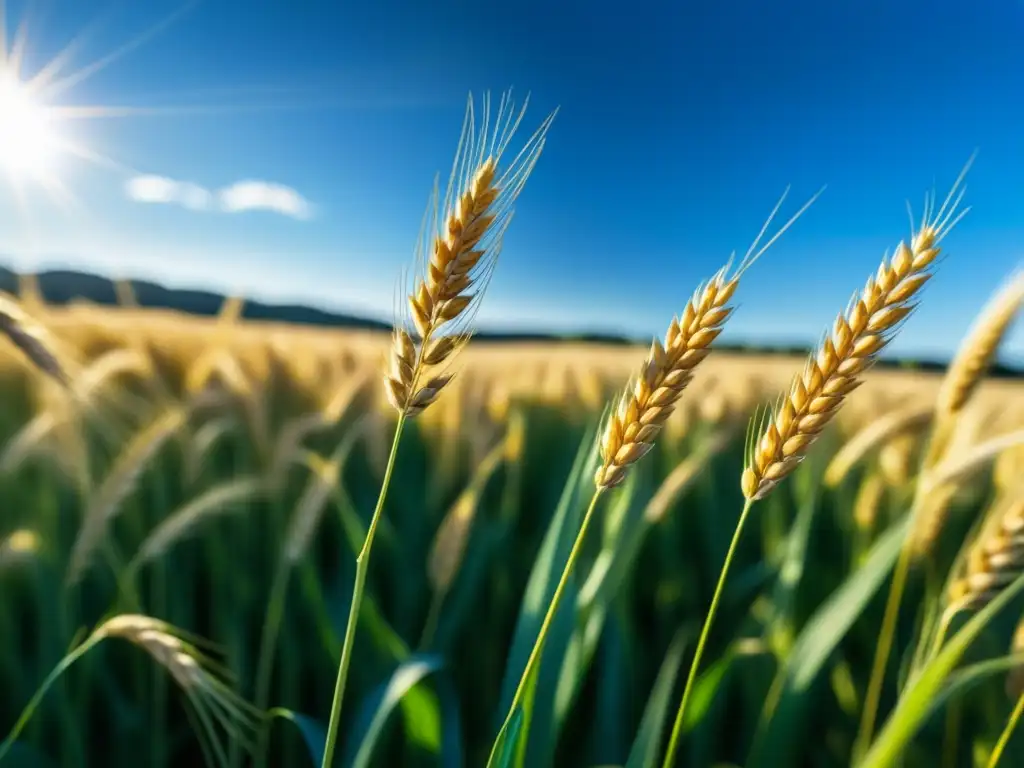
[0, 285, 1018, 767]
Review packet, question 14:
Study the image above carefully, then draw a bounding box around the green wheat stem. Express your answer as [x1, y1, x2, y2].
[320, 413, 406, 768]
[0, 632, 104, 762]
[486, 488, 605, 768]
[661, 497, 755, 768]
[253, 560, 293, 768]
[856, 399, 960, 760]
[853, 510, 917, 761]
[987, 692, 1024, 768]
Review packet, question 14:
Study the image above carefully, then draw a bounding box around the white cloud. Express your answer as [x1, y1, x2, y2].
[124, 175, 312, 220]
[218, 180, 313, 220]
[126, 175, 207, 207]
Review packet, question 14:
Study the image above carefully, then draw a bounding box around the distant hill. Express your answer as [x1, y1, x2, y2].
[1, 264, 1021, 379]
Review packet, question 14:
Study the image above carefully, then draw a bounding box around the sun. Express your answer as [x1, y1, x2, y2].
[0, 74, 60, 181]
[0, 2, 203, 212]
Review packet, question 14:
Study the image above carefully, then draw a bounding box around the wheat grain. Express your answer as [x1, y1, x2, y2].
[947, 496, 1024, 610]
[595, 188, 821, 489]
[742, 170, 970, 501]
[385, 91, 555, 417]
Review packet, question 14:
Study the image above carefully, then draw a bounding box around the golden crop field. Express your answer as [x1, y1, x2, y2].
[0, 278, 1020, 768]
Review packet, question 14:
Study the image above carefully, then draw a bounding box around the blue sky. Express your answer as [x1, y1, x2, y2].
[0, 0, 1022, 364]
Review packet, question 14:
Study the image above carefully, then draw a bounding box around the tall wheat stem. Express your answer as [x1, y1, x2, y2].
[661, 497, 754, 768]
[253, 561, 293, 768]
[486, 488, 604, 767]
[854, 460, 937, 760]
[987, 692, 1024, 768]
[320, 414, 406, 768]
[853, 503, 916, 761]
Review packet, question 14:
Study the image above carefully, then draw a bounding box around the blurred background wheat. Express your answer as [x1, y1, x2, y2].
[0, 277, 1019, 767]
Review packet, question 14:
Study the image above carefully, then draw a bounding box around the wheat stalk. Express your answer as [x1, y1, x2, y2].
[595, 187, 821, 489]
[427, 433, 508, 597]
[643, 427, 735, 524]
[128, 477, 268, 571]
[184, 415, 239, 486]
[907, 268, 1024, 558]
[918, 267, 1024, 489]
[252, 417, 371, 764]
[742, 177, 969, 501]
[0, 613, 260, 768]
[284, 418, 372, 564]
[384, 92, 555, 417]
[938, 268, 1024, 415]
[746, 165, 972, 761]
[0, 346, 155, 478]
[67, 404, 191, 584]
[95, 615, 261, 767]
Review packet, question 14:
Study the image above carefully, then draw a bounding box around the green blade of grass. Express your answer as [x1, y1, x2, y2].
[748, 513, 911, 768]
[859, 572, 1024, 768]
[625, 629, 689, 768]
[923, 653, 1024, 723]
[266, 708, 327, 767]
[490, 421, 600, 767]
[342, 654, 444, 768]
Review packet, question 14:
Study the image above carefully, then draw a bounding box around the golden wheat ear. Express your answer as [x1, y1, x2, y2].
[95, 615, 261, 767]
[947, 495, 1024, 611]
[937, 267, 1024, 415]
[592, 186, 823, 490]
[384, 90, 556, 418]
[0, 292, 70, 387]
[741, 157, 974, 502]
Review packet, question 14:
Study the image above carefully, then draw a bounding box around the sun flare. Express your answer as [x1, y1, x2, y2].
[0, 74, 60, 181]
